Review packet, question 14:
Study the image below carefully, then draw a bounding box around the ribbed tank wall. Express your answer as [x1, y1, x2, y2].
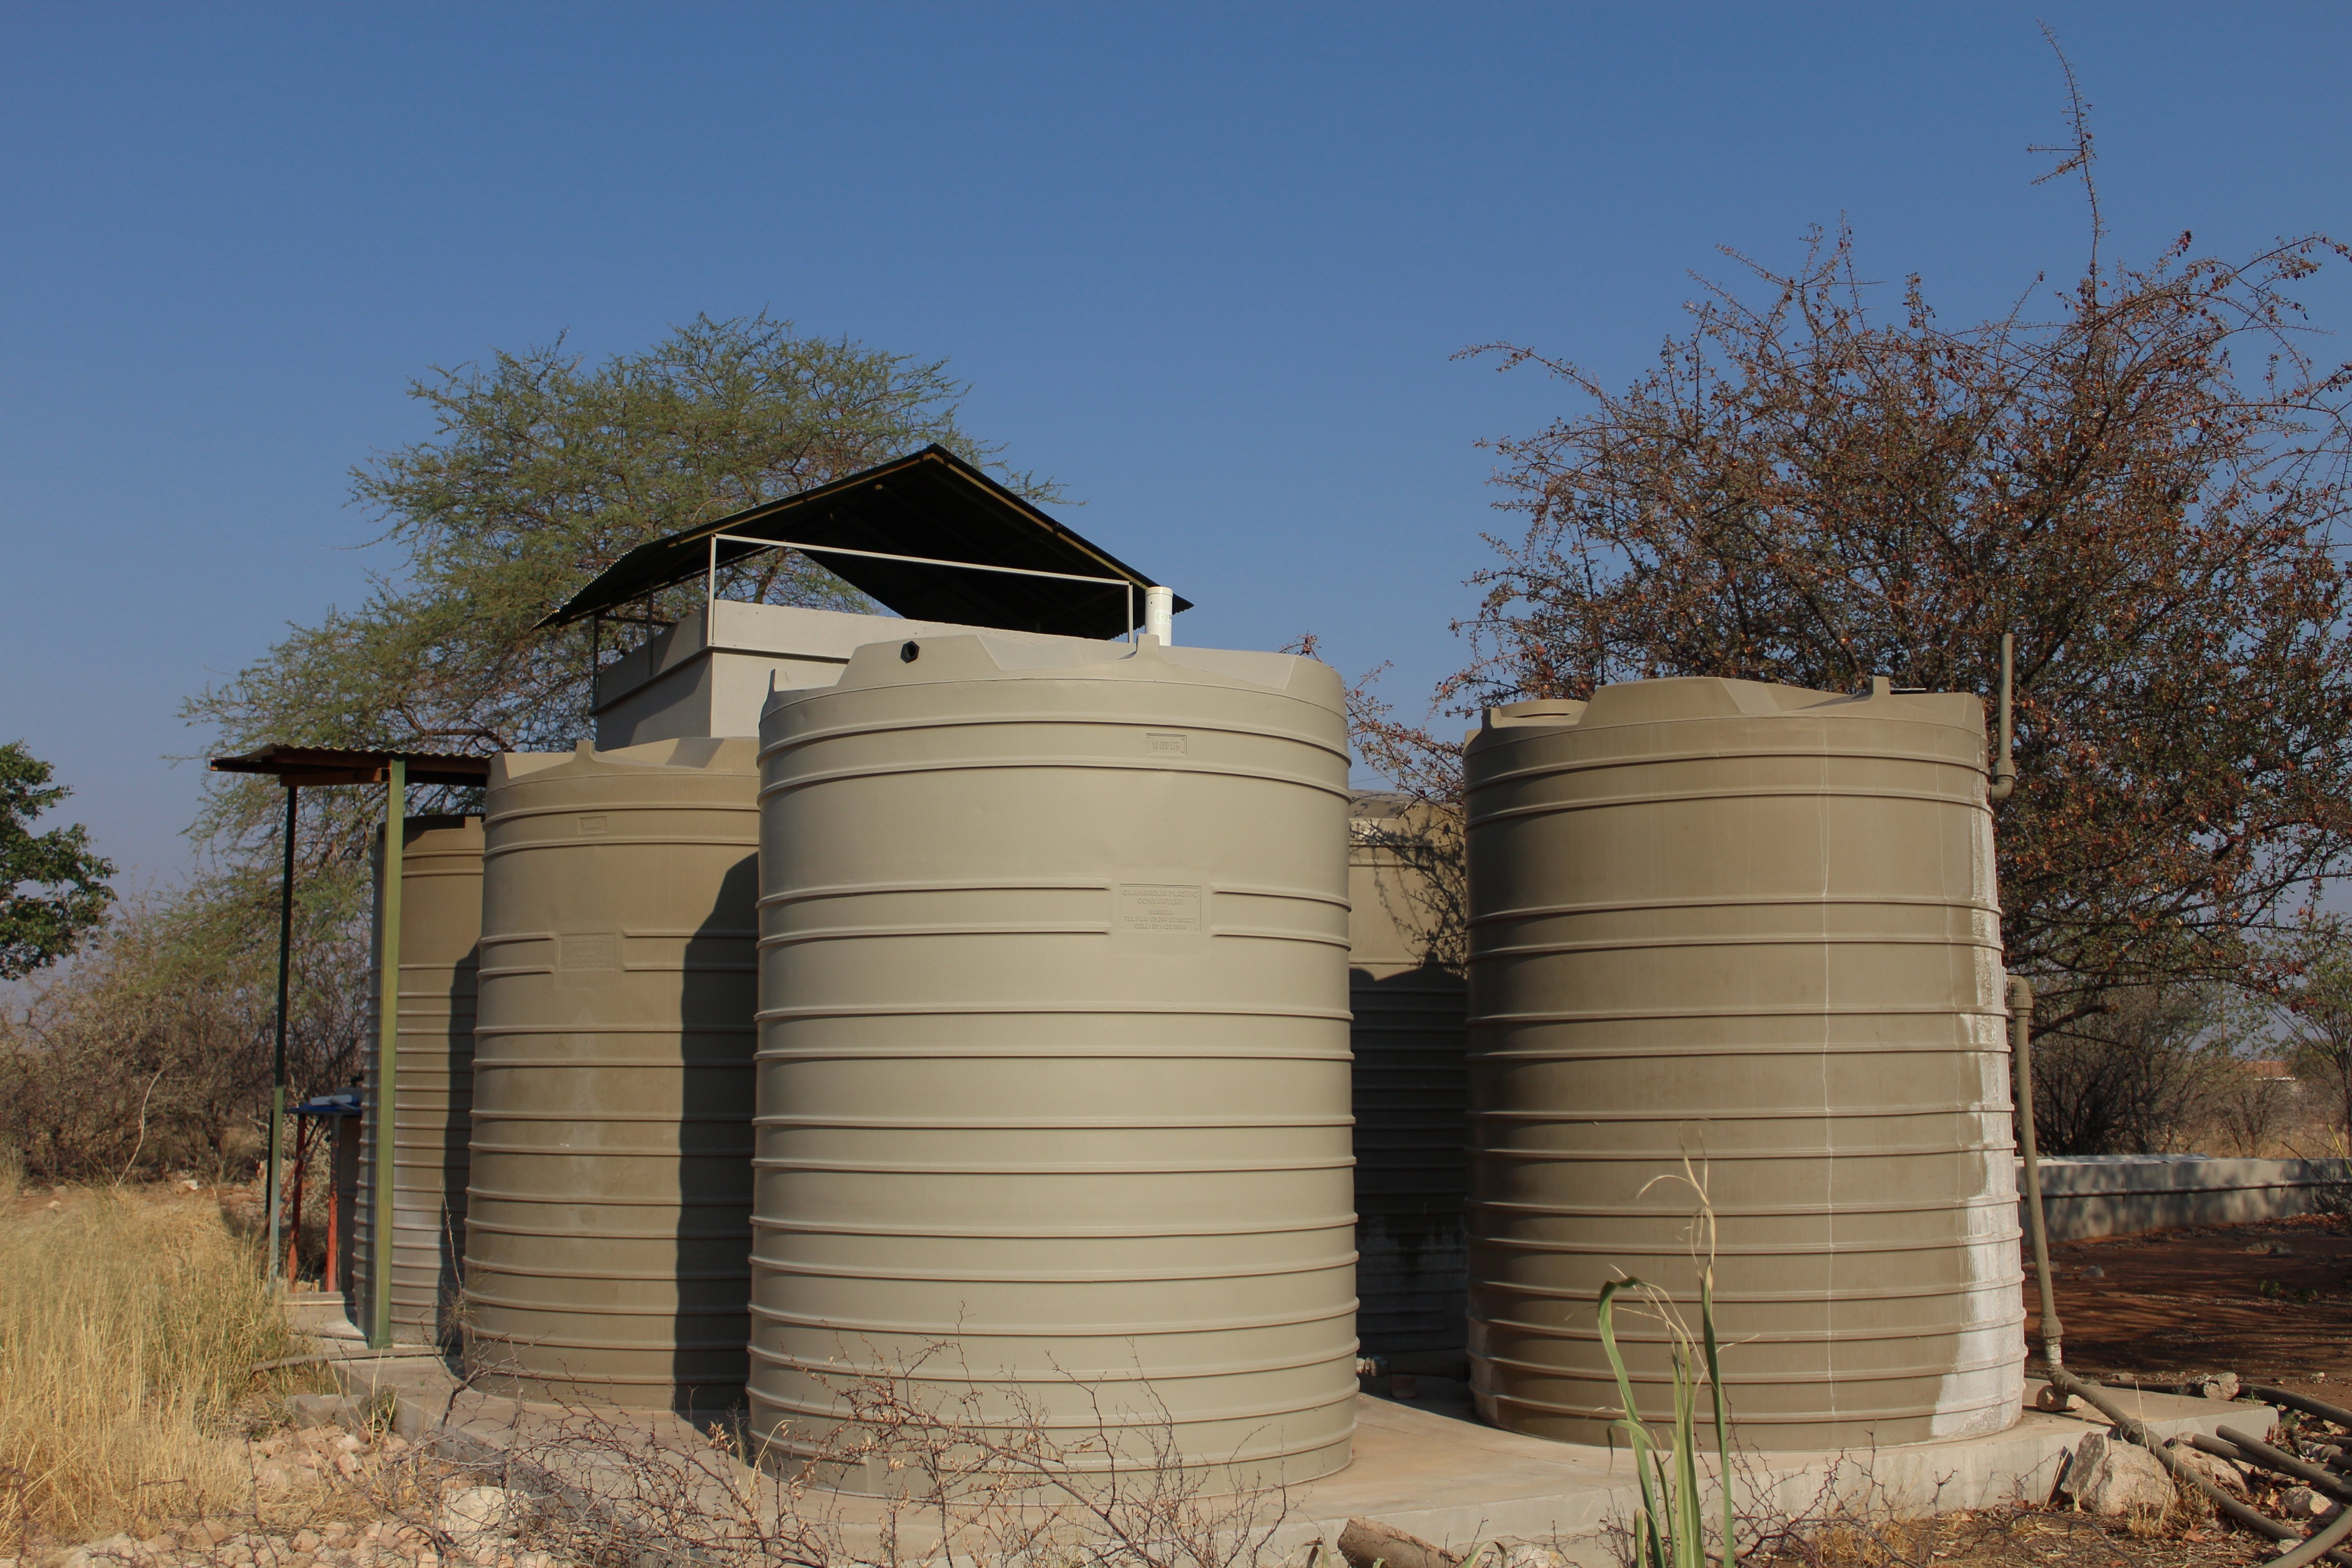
[1463, 679, 2024, 1450]
[333, 1115, 362, 1303]
[466, 738, 759, 1414]
[750, 635, 1357, 1493]
[355, 815, 482, 1346]
[1348, 794, 1469, 1355]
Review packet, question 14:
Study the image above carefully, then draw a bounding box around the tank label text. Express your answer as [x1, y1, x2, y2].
[559, 932, 621, 970]
[1117, 883, 1202, 933]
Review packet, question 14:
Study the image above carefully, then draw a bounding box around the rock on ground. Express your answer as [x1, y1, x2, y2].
[2166, 1443, 2249, 1495]
[439, 1487, 523, 1554]
[2060, 1431, 2177, 1517]
[285, 1393, 365, 1431]
[2279, 1486, 2337, 1520]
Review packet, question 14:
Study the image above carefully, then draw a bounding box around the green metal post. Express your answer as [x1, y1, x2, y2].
[370, 759, 405, 1350]
[265, 786, 298, 1282]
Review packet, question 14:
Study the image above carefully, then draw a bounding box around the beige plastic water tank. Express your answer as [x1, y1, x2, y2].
[750, 634, 1357, 1492]
[1348, 793, 1469, 1355]
[355, 815, 482, 1345]
[465, 738, 760, 1414]
[1463, 678, 2023, 1449]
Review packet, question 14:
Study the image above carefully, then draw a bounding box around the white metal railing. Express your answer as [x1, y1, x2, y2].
[707, 533, 1138, 644]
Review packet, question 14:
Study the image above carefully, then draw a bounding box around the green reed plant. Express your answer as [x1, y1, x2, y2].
[1596, 1261, 1738, 1568]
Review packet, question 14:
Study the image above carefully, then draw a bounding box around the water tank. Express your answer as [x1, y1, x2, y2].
[1348, 794, 1469, 1356]
[355, 815, 482, 1345]
[750, 634, 1356, 1492]
[465, 738, 760, 1414]
[1463, 678, 2023, 1449]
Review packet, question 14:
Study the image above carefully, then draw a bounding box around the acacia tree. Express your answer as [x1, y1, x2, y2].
[131, 315, 1051, 1147]
[187, 313, 1049, 868]
[1387, 134, 2352, 1023]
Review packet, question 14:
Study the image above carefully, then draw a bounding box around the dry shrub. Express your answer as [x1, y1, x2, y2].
[449, 1346, 1298, 1568]
[2024, 986, 2222, 1156]
[2195, 1060, 2326, 1158]
[0, 1189, 319, 1544]
[0, 893, 366, 1184]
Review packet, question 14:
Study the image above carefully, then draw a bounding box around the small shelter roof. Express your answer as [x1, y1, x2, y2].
[534, 444, 1190, 640]
[207, 746, 494, 789]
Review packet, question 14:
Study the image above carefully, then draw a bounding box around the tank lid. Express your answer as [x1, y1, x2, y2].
[370, 813, 485, 846]
[1484, 698, 1591, 729]
[489, 735, 760, 790]
[1480, 676, 1980, 736]
[763, 632, 1341, 716]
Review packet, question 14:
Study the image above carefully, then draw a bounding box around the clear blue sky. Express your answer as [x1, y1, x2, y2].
[5, 3, 2347, 890]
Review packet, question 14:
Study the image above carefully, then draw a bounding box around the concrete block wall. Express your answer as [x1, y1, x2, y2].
[2024, 1155, 2350, 1241]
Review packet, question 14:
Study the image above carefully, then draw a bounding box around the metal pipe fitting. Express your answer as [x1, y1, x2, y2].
[2010, 975, 2065, 1396]
[1988, 632, 2018, 802]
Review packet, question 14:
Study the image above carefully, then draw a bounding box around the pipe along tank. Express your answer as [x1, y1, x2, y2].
[464, 739, 760, 1414]
[356, 815, 482, 1346]
[1463, 678, 2024, 1449]
[1347, 794, 1470, 1356]
[750, 634, 1358, 1492]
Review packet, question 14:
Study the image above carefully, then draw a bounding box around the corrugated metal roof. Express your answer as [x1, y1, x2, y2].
[208, 746, 494, 787]
[535, 444, 1190, 640]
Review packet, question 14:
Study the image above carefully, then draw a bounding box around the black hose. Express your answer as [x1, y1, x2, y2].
[2277, 1508, 2352, 1568]
[2202, 1428, 2352, 1505]
[2249, 1385, 2352, 1433]
[2044, 1365, 2351, 1560]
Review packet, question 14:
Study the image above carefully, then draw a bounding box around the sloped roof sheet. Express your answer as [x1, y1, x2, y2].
[536, 444, 1189, 639]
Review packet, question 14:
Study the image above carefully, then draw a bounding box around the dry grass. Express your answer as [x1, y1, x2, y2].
[0, 1182, 324, 1545]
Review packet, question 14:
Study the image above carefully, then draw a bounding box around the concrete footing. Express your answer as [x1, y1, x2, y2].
[1271, 1380, 2267, 1559]
[289, 1290, 2277, 1564]
[312, 1363, 2271, 1562]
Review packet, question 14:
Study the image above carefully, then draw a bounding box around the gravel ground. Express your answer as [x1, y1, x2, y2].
[1, 1421, 558, 1568]
[2042, 1213, 2352, 1406]
[1749, 1503, 2278, 1568]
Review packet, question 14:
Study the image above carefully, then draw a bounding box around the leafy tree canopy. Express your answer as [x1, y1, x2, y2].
[186, 313, 1053, 871]
[0, 742, 116, 979]
[162, 314, 1053, 1126]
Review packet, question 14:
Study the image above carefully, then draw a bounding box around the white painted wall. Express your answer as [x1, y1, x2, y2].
[2025, 1156, 2351, 1240]
[590, 600, 1119, 746]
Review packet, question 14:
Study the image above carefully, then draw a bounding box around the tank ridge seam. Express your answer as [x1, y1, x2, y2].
[748, 1156, 1355, 1175]
[760, 755, 1354, 798]
[745, 1302, 1359, 1335]
[758, 708, 1351, 758]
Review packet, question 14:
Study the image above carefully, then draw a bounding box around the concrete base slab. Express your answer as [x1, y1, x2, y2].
[286, 1291, 462, 1437]
[1274, 1382, 2271, 1559]
[274, 1294, 2277, 1564]
[393, 1379, 2276, 1568]
[284, 1290, 368, 1342]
